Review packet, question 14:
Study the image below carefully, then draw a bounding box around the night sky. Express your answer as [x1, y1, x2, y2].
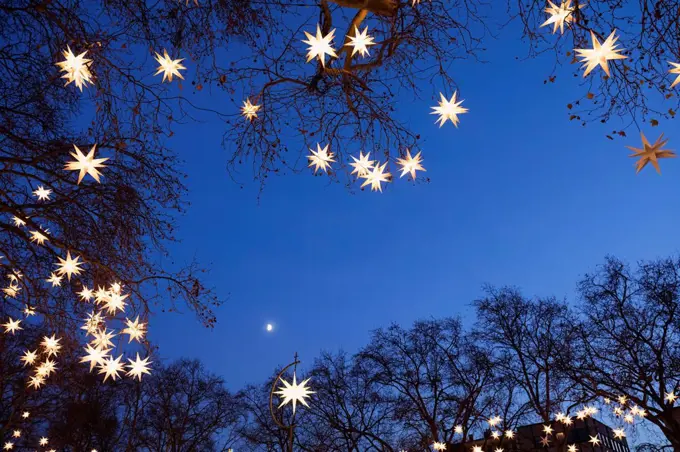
[147, 20, 679, 390]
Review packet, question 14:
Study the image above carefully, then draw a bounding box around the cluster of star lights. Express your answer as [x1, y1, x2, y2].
[420, 397, 645, 451]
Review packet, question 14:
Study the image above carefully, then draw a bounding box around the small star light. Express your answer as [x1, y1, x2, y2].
[21, 411, 30, 419]
[568, 445, 577, 452]
[505, 430, 515, 439]
[65, 144, 108, 184]
[542, 425, 553, 435]
[432, 442, 447, 451]
[349, 151, 375, 178]
[11, 431, 19, 439]
[21, 349, 38, 366]
[79, 286, 94, 302]
[307, 143, 336, 174]
[154, 49, 186, 82]
[2, 317, 22, 334]
[624, 413, 634, 424]
[55, 46, 93, 91]
[39, 438, 48, 446]
[488, 416, 502, 427]
[360, 161, 391, 192]
[575, 30, 627, 77]
[472, 447, 482, 452]
[32, 185, 52, 201]
[92, 329, 116, 350]
[30, 230, 49, 246]
[618, 395, 628, 405]
[3, 442, 13, 450]
[41, 335, 62, 357]
[669, 62, 680, 88]
[274, 372, 315, 414]
[562, 415, 573, 425]
[98, 355, 125, 382]
[491, 431, 501, 439]
[540, 436, 550, 447]
[47, 273, 63, 287]
[613, 428, 626, 439]
[55, 251, 84, 281]
[122, 316, 147, 343]
[126, 353, 152, 381]
[346, 26, 375, 58]
[431, 91, 468, 127]
[27, 375, 45, 389]
[12, 216, 26, 227]
[397, 149, 426, 180]
[604, 397, 611, 404]
[541, 1, 582, 35]
[589, 435, 601, 446]
[241, 98, 261, 121]
[627, 132, 676, 174]
[303, 25, 337, 67]
[454, 425, 463, 434]
[103, 290, 129, 315]
[81, 344, 111, 371]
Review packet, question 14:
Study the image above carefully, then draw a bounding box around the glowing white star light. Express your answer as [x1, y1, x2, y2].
[349, 151, 375, 178]
[274, 372, 314, 413]
[33, 186, 52, 201]
[122, 316, 147, 343]
[303, 25, 337, 67]
[431, 91, 468, 127]
[669, 62, 680, 88]
[2, 318, 22, 334]
[154, 50, 186, 82]
[241, 98, 261, 121]
[541, 1, 582, 35]
[575, 30, 627, 77]
[360, 161, 391, 192]
[98, 355, 125, 382]
[55, 46, 93, 91]
[127, 353, 152, 380]
[65, 144, 108, 184]
[307, 143, 336, 174]
[396, 149, 425, 180]
[55, 251, 84, 280]
[346, 26, 375, 58]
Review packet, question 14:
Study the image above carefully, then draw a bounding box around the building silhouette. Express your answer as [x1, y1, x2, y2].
[450, 417, 630, 452]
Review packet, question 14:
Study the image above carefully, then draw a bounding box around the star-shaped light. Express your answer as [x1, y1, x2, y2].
[47, 272, 63, 287]
[396, 149, 426, 180]
[3, 442, 13, 450]
[27, 375, 45, 389]
[241, 98, 261, 121]
[637, 408, 647, 417]
[562, 415, 573, 425]
[81, 344, 111, 372]
[2, 317, 22, 334]
[491, 431, 501, 439]
[82, 311, 104, 336]
[472, 447, 482, 452]
[154, 49, 186, 82]
[613, 428, 626, 439]
[30, 230, 49, 246]
[568, 445, 577, 452]
[65, 144, 108, 184]
[584, 405, 597, 416]
[588, 435, 601, 446]
[127, 353, 152, 381]
[55, 46, 93, 91]
[12, 216, 26, 227]
[431, 91, 468, 127]
[36, 358, 57, 377]
[604, 397, 611, 404]
[432, 442, 446, 451]
[21, 412, 29, 419]
[79, 286, 94, 302]
[33, 185, 52, 201]
[575, 30, 627, 77]
[307, 143, 336, 174]
[349, 151, 375, 178]
[454, 425, 463, 434]
[618, 395, 628, 405]
[21, 349, 38, 366]
[98, 355, 125, 382]
[103, 290, 128, 315]
[274, 372, 314, 413]
[41, 335, 62, 357]
[505, 430, 514, 439]
[666, 61, 680, 89]
[488, 416, 502, 427]
[360, 161, 391, 192]
[11, 431, 19, 439]
[540, 436, 550, 447]
[55, 251, 84, 280]
[303, 25, 337, 67]
[627, 132, 675, 174]
[91, 329, 116, 350]
[624, 414, 634, 424]
[39, 438, 49, 446]
[541, 1, 582, 34]
[346, 26, 375, 58]
[576, 409, 587, 420]
[542, 425, 553, 435]
[122, 316, 147, 343]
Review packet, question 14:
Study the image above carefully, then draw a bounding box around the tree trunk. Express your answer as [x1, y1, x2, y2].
[328, 0, 397, 16]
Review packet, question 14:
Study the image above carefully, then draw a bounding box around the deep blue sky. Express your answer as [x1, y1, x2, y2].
[148, 20, 679, 390]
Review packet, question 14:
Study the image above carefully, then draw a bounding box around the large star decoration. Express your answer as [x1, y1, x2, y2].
[541, 0, 582, 35]
[346, 26, 375, 58]
[627, 132, 675, 174]
[2, 318, 22, 334]
[274, 372, 314, 414]
[126, 353, 152, 380]
[241, 98, 261, 121]
[396, 150, 425, 180]
[669, 62, 680, 89]
[98, 355, 125, 382]
[308, 143, 336, 174]
[588, 435, 601, 446]
[65, 144, 108, 184]
[350, 151, 375, 178]
[575, 30, 627, 77]
[154, 49, 186, 83]
[303, 25, 337, 67]
[431, 91, 468, 127]
[360, 161, 391, 192]
[55, 251, 84, 280]
[122, 316, 147, 343]
[55, 46, 93, 91]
